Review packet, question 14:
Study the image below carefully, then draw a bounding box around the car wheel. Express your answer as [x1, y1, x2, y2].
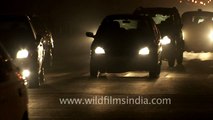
[149, 63, 161, 78]
[176, 50, 183, 65]
[168, 55, 175, 67]
[90, 62, 99, 78]
[22, 111, 29, 120]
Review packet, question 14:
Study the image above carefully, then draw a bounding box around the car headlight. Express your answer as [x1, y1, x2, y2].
[22, 69, 30, 79]
[160, 36, 171, 45]
[139, 47, 150, 55]
[95, 47, 105, 54]
[16, 49, 29, 59]
[208, 30, 213, 42]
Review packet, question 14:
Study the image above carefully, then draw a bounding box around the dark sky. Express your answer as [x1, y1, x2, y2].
[1, 0, 213, 56]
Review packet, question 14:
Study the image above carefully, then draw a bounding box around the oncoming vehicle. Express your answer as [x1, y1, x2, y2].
[0, 15, 47, 88]
[0, 43, 28, 120]
[134, 7, 184, 67]
[182, 9, 213, 52]
[86, 14, 162, 78]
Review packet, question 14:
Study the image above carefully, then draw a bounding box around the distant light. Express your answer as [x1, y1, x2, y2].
[184, 52, 213, 61]
[179, 0, 211, 5]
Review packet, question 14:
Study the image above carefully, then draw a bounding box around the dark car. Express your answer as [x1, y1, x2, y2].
[86, 14, 162, 78]
[0, 43, 28, 120]
[134, 7, 184, 67]
[182, 9, 213, 52]
[0, 15, 48, 88]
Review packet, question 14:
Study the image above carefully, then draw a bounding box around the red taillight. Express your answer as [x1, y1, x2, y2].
[16, 72, 23, 80]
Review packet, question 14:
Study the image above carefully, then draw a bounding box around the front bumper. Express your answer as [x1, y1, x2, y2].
[91, 54, 157, 73]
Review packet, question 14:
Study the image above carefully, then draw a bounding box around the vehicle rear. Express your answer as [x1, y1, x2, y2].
[182, 10, 213, 52]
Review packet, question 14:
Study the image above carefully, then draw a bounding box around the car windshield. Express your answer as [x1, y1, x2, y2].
[183, 15, 213, 24]
[96, 17, 154, 41]
[0, 17, 35, 41]
[152, 14, 174, 25]
[0, 16, 35, 57]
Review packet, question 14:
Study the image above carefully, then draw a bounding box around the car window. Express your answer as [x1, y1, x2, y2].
[152, 14, 172, 24]
[0, 16, 36, 57]
[115, 19, 138, 30]
[188, 16, 213, 24]
[96, 18, 154, 39]
[0, 17, 35, 43]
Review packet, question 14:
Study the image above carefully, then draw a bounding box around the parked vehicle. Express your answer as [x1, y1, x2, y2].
[182, 9, 213, 52]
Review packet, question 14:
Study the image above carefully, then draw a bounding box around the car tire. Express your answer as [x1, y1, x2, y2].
[149, 63, 161, 78]
[90, 66, 99, 78]
[176, 51, 183, 65]
[22, 111, 29, 120]
[168, 55, 175, 67]
[90, 61, 99, 78]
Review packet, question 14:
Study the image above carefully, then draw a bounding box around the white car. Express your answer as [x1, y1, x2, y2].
[0, 44, 29, 120]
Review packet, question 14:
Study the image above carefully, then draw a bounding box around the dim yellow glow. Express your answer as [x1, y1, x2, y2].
[179, 0, 212, 5]
[208, 30, 213, 41]
[184, 52, 213, 61]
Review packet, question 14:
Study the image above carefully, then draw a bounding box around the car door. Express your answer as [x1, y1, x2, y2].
[0, 46, 28, 120]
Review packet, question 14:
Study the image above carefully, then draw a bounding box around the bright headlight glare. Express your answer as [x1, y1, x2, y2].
[208, 30, 213, 42]
[139, 47, 150, 55]
[22, 69, 30, 79]
[95, 47, 105, 54]
[160, 36, 171, 45]
[16, 49, 29, 59]
[182, 31, 185, 40]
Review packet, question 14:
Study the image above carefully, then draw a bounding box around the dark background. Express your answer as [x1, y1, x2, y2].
[1, 0, 212, 71]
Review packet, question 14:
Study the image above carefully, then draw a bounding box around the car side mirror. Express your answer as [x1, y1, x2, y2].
[86, 32, 95, 38]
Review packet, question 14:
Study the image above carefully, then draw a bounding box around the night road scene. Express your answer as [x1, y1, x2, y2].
[1, 0, 213, 120]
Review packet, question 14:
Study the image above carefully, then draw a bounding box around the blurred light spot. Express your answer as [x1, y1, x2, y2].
[184, 52, 213, 61]
[165, 75, 172, 78]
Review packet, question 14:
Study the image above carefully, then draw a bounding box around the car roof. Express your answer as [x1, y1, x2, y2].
[101, 14, 153, 23]
[182, 9, 213, 17]
[134, 7, 180, 15]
